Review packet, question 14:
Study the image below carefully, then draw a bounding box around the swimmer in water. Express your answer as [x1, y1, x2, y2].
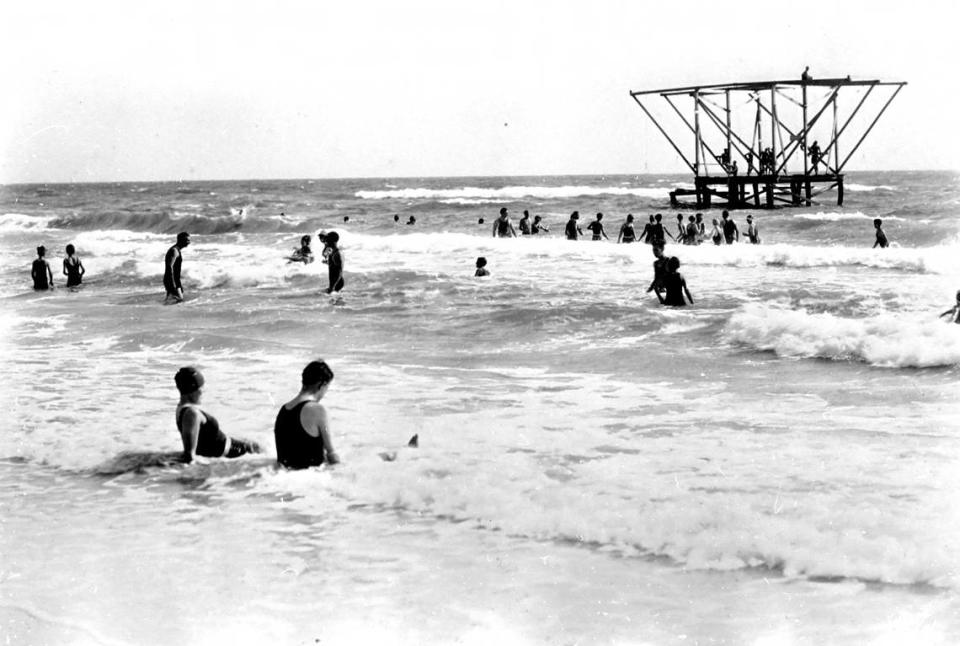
[274, 360, 340, 469]
[474, 256, 489, 276]
[657, 256, 694, 307]
[174, 367, 262, 463]
[287, 235, 314, 264]
[646, 244, 670, 298]
[710, 218, 723, 245]
[873, 218, 888, 248]
[323, 231, 344, 293]
[939, 290, 960, 324]
[31, 245, 54, 291]
[164, 232, 190, 303]
[518, 210, 532, 235]
[565, 211, 583, 240]
[745, 215, 761, 244]
[531, 215, 549, 234]
[492, 208, 517, 238]
[63, 244, 85, 287]
[617, 214, 636, 243]
[586, 213, 609, 241]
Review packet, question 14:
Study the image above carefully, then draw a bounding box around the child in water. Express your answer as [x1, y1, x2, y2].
[657, 256, 694, 306]
[63, 244, 86, 286]
[474, 257, 489, 277]
[287, 235, 314, 264]
[31, 246, 53, 290]
[873, 218, 888, 248]
[939, 290, 960, 324]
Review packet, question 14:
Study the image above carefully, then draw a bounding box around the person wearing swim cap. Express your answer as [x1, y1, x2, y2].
[164, 232, 190, 303]
[174, 367, 262, 463]
[323, 231, 344, 293]
[274, 360, 340, 468]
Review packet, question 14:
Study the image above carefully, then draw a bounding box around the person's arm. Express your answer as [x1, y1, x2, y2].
[734, 225, 740, 242]
[492, 221, 498, 237]
[307, 404, 339, 464]
[78, 259, 85, 277]
[45, 261, 54, 288]
[510, 223, 517, 238]
[602, 226, 609, 240]
[179, 407, 202, 463]
[939, 308, 955, 318]
[63, 259, 69, 276]
[872, 236, 879, 249]
[682, 277, 694, 304]
[617, 226, 624, 243]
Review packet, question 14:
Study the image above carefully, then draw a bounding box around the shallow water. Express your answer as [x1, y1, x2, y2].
[1, 172, 959, 644]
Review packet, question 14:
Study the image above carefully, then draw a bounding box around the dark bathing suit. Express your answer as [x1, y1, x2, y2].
[176, 407, 256, 458]
[565, 220, 579, 240]
[328, 249, 345, 292]
[32, 260, 49, 290]
[274, 402, 326, 469]
[164, 246, 182, 295]
[662, 272, 688, 306]
[723, 220, 737, 244]
[621, 224, 636, 243]
[65, 258, 82, 287]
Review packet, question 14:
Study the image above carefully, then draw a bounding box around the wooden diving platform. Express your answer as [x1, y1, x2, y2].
[670, 173, 845, 209]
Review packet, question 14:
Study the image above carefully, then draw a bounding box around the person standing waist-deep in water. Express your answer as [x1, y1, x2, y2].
[646, 244, 670, 298]
[618, 214, 636, 243]
[324, 231, 345, 293]
[586, 213, 609, 241]
[721, 211, 739, 244]
[174, 367, 262, 463]
[518, 210, 532, 235]
[745, 215, 761, 244]
[63, 244, 86, 287]
[164, 232, 190, 303]
[565, 211, 583, 240]
[274, 360, 340, 469]
[492, 207, 517, 238]
[657, 256, 694, 307]
[873, 218, 888, 248]
[31, 245, 53, 291]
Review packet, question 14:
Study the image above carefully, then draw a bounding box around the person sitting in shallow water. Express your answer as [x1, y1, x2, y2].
[174, 367, 262, 463]
[474, 256, 489, 276]
[287, 235, 314, 264]
[939, 290, 960, 324]
[274, 360, 340, 469]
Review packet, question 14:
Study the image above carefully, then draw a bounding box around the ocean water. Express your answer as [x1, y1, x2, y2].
[1, 172, 959, 645]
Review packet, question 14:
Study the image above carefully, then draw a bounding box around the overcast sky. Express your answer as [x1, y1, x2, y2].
[2, 0, 957, 183]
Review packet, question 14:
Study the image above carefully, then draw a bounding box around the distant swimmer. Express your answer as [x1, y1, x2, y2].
[274, 360, 340, 469]
[586, 213, 609, 241]
[407, 215, 417, 225]
[639, 215, 655, 244]
[617, 214, 637, 243]
[518, 210, 532, 235]
[710, 218, 723, 245]
[873, 218, 888, 249]
[478, 217, 485, 225]
[939, 290, 960, 324]
[651, 213, 674, 246]
[646, 244, 670, 298]
[675, 214, 686, 242]
[492, 207, 517, 238]
[31, 245, 54, 290]
[745, 215, 761, 244]
[721, 211, 739, 244]
[657, 256, 694, 307]
[565, 211, 583, 240]
[174, 367, 262, 463]
[62, 244, 86, 287]
[531, 215, 549, 234]
[287, 235, 314, 264]
[475, 256, 490, 277]
[323, 231, 345, 293]
[695, 213, 705, 243]
[684, 216, 699, 245]
[394, 214, 400, 224]
[164, 232, 190, 304]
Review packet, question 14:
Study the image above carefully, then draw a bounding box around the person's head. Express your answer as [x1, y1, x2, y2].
[571, 211, 579, 219]
[394, 214, 399, 222]
[301, 360, 334, 394]
[596, 213, 603, 220]
[65, 243, 75, 255]
[677, 214, 683, 221]
[874, 218, 883, 228]
[523, 210, 529, 217]
[746, 215, 754, 224]
[407, 216, 416, 224]
[499, 207, 508, 218]
[626, 214, 634, 222]
[174, 366, 204, 400]
[649, 215, 655, 223]
[300, 235, 311, 247]
[317, 231, 328, 244]
[688, 215, 695, 222]
[696, 213, 703, 221]
[955, 289, 960, 302]
[722, 210, 729, 220]
[177, 231, 191, 247]
[36, 245, 45, 258]
[343, 215, 350, 222]
[712, 218, 719, 226]
[533, 215, 541, 222]
[478, 217, 485, 224]
[667, 256, 680, 272]
[655, 213, 662, 222]
[325, 231, 340, 246]
[476, 256, 487, 268]
[652, 244, 664, 259]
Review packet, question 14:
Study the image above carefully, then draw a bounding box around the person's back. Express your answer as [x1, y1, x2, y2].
[661, 257, 693, 306]
[722, 215, 738, 244]
[565, 213, 581, 240]
[519, 212, 531, 235]
[274, 401, 326, 469]
[31, 246, 52, 290]
[63, 244, 85, 286]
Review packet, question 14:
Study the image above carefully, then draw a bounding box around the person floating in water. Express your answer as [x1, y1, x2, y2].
[873, 218, 888, 248]
[646, 244, 670, 298]
[31, 245, 54, 291]
[474, 256, 490, 276]
[323, 231, 344, 293]
[174, 367, 262, 463]
[492, 207, 517, 238]
[939, 290, 960, 324]
[721, 211, 739, 244]
[274, 360, 340, 469]
[531, 215, 549, 234]
[287, 235, 314, 264]
[565, 211, 583, 240]
[745, 215, 761, 244]
[657, 256, 694, 307]
[518, 210, 532, 235]
[62, 244, 86, 287]
[164, 232, 190, 303]
[617, 214, 636, 243]
[586, 213, 609, 241]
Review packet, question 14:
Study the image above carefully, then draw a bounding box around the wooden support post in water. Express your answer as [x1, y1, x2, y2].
[837, 176, 844, 206]
[766, 182, 774, 207]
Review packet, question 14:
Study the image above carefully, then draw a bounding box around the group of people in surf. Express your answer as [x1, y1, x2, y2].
[29, 244, 86, 291]
[173, 360, 340, 468]
[490, 207, 760, 246]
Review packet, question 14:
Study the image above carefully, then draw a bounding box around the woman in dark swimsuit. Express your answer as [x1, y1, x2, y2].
[63, 244, 86, 287]
[174, 367, 262, 463]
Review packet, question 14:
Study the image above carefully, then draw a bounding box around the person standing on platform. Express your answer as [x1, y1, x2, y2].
[492, 208, 517, 238]
[586, 213, 609, 241]
[721, 211, 739, 244]
[873, 218, 889, 249]
[31, 245, 54, 291]
[565, 211, 583, 241]
[617, 214, 637, 243]
[801, 66, 812, 83]
[164, 232, 190, 303]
